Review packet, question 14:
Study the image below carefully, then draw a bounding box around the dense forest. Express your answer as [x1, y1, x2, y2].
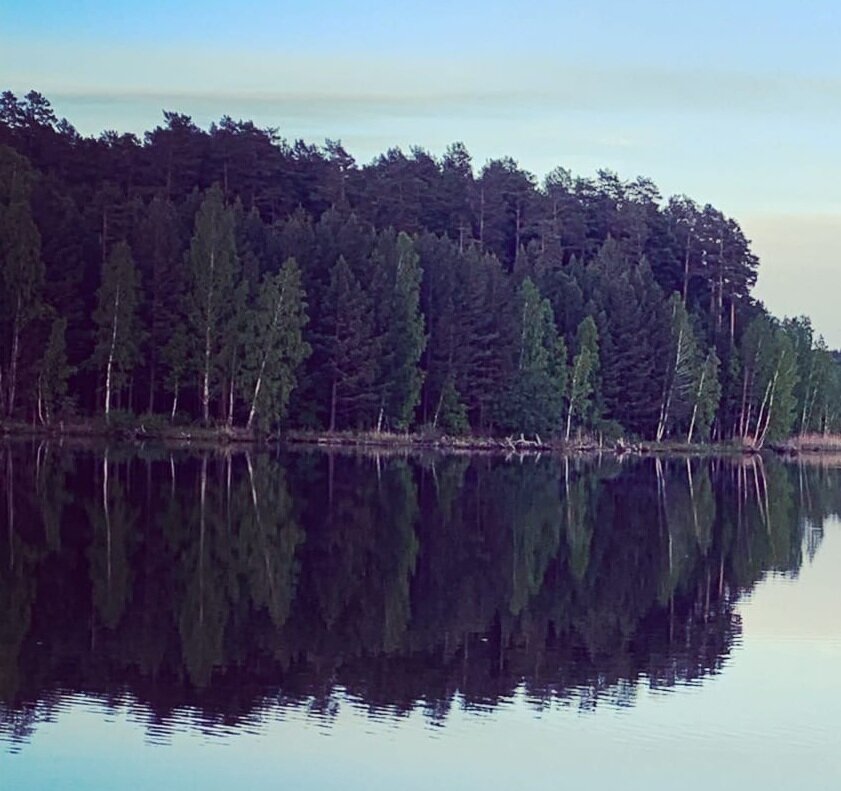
[1, 89, 839, 444]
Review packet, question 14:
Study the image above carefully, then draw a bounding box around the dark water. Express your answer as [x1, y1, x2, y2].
[1, 442, 840, 789]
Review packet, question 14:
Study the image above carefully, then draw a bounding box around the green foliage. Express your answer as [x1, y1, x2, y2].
[0, 145, 44, 417]
[187, 184, 237, 423]
[588, 241, 667, 437]
[90, 241, 141, 415]
[494, 277, 567, 437]
[436, 377, 470, 435]
[243, 257, 310, 430]
[566, 315, 600, 439]
[371, 231, 426, 431]
[739, 315, 799, 445]
[37, 316, 73, 422]
[0, 94, 838, 439]
[320, 255, 379, 430]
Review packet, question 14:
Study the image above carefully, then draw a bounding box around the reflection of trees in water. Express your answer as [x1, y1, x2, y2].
[0, 442, 838, 745]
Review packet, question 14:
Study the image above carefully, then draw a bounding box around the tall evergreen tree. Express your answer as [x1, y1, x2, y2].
[0, 145, 44, 418]
[370, 231, 426, 431]
[495, 277, 567, 437]
[320, 255, 379, 431]
[134, 195, 184, 413]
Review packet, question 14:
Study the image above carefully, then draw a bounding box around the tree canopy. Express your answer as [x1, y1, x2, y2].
[1, 89, 838, 443]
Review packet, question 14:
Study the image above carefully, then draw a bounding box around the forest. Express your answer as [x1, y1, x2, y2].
[1, 89, 839, 445]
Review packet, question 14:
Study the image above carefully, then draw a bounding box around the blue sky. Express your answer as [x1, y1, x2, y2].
[3, 1, 841, 342]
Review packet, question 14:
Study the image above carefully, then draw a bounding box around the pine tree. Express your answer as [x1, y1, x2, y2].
[589, 240, 666, 436]
[134, 195, 184, 413]
[320, 255, 379, 431]
[371, 231, 426, 431]
[0, 145, 44, 418]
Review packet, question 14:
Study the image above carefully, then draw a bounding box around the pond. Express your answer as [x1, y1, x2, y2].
[1, 442, 840, 789]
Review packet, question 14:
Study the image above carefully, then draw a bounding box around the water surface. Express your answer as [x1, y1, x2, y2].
[1, 443, 840, 788]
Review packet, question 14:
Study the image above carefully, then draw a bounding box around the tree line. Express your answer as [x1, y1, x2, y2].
[1, 89, 839, 443]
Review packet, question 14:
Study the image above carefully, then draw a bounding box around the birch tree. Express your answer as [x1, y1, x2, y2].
[187, 185, 236, 424]
[656, 294, 701, 441]
[243, 258, 309, 431]
[686, 349, 721, 443]
[565, 315, 599, 440]
[37, 316, 72, 424]
[91, 241, 140, 418]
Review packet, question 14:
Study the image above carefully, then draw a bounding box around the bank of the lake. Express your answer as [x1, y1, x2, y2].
[0, 417, 776, 456]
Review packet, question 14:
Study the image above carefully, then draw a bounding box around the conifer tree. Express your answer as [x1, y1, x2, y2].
[371, 231, 426, 431]
[134, 195, 183, 413]
[0, 146, 44, 417]
[495, 277, 567, 437]
[320, 255, 379, 431]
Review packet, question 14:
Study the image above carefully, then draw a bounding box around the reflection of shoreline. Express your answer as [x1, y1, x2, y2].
[0, 446, 832, 746]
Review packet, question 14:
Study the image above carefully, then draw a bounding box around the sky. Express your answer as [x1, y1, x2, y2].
[2, 1, 840, 343]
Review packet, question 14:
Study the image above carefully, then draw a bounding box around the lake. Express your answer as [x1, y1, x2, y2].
[1, 441, 840, 789]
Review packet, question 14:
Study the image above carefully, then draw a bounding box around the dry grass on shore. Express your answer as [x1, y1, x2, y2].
[774, 433, 841, 453]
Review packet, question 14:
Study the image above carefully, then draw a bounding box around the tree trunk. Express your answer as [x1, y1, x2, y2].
[7, 297, 22, 418]
[681, 233, 691, 304]
[103, 451, 112, 585]
[202, 251, 215, 425]
[657, 322, 684, 442]
[246, 290, 283, 431]
[687, 363, 707, 443]
[104, 286, 121, 420]
[36, 377, 45, 425]
[147, 361, 156, 415]
[565, 361, 581, 442]
[329, 378, 338, 433]
[6, 448, 14, 570]
[170, 380, 179, 421]
[757, 363, 781, 449]
[226, 375, 235, 428]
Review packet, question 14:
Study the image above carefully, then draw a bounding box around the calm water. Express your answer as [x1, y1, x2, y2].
[1, 442, 840, 789]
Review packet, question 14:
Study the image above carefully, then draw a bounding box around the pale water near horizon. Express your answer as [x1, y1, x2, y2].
[1, 442, 839, 789]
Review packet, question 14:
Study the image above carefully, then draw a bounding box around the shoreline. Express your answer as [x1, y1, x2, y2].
[0, 419, 791, 456]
